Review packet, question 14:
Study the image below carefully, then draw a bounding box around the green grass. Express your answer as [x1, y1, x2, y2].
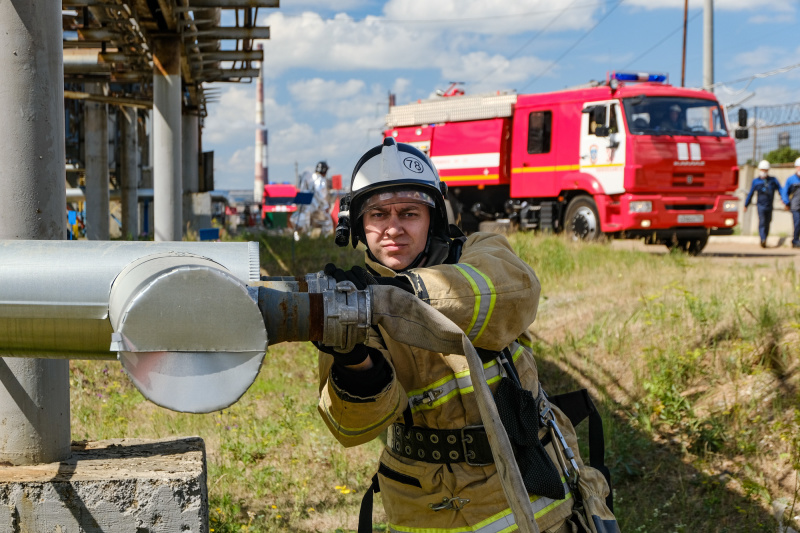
[71, 232, 800, 532]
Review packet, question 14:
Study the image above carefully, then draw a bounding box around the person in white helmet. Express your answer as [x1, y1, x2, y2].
[744, 160, 782, 248]
[780, 157, 800, 248]
[314, 138, 617, 533]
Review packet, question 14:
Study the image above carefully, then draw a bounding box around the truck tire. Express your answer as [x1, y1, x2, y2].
[667, 235, 708, 256]
[564, 196, 601, 241]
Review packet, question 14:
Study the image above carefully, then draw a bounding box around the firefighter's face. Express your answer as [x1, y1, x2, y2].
[363, 202, 430, 270]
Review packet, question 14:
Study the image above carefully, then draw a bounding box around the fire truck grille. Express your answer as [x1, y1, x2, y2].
[664, 204, 714, 211]
[672, 173, 705, 187]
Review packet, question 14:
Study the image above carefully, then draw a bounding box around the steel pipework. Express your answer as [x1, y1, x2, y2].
[0, 241, 259, 360]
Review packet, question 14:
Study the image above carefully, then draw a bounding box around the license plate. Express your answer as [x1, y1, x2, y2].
[677, 214, 704, 224]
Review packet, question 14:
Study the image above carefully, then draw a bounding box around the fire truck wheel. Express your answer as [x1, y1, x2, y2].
[564, 196, 601, 241]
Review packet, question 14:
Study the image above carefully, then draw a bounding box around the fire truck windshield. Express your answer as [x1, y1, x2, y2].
[622, 96, 728, 137]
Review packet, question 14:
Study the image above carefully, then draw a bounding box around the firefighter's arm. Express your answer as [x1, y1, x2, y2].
[317, 339, 408, 447]
[405, 232, 540, 351]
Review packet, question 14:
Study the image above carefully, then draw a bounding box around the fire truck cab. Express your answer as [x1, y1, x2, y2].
[385, 73, 742, 254]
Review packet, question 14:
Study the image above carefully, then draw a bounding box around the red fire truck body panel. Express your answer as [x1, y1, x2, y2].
[385, 77, 739, 244]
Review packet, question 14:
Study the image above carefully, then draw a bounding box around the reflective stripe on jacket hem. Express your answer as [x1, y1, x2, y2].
[386, 481, 572, 533]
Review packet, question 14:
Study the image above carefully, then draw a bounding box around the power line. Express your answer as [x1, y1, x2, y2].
[477, 0, 584, 85]
[710, 62, 800, 90]
[622, 9, 702, 69]
[520, 0, 624, 92]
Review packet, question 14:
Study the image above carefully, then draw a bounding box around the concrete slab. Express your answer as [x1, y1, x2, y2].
[0, 437, 208, 532]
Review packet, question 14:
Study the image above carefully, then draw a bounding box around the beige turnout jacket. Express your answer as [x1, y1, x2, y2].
[318, 232, 611, 533]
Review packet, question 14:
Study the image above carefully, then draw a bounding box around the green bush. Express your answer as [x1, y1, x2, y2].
[764, 146, 800, 165]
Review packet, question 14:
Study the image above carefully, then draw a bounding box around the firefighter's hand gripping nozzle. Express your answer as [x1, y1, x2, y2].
[257, 270, 371, 353]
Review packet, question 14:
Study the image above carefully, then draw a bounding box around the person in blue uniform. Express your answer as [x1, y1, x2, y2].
[780, 157, 800, 249]
[745, 160, 782, 248]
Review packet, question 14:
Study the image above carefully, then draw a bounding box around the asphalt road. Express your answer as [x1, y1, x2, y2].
[610, 235, 800, 267]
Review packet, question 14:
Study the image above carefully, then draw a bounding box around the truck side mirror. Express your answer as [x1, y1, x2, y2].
[594, 125, 610, 137]
[738, 108, 748, 128]
[735, 128, 749, 140]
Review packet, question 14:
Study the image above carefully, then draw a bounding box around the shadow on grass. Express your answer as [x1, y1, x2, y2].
[535, 351, 780, 532]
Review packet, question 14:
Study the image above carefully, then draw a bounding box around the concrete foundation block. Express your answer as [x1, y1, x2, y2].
[0, 437, 208, 533]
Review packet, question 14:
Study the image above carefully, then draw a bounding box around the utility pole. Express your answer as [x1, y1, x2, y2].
[681, 0, 689, 87]
[703, 0, 714, 91]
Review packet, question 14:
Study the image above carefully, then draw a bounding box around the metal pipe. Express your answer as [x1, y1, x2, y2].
[0, 0, 71, 465]
[120, 107, 140, 239]
[66, 188, 154, 201]
[153, 37, 183, 241]
[0, 241, 259, 360]
[703, 0, 714, 91]
[254, 43, 265, 204]
[182, 113, 200, 230]
[85, 82, 111, 240]
[187, 0, 279, 6]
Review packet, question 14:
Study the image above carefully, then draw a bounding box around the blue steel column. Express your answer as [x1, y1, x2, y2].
[153, 37, 183, 241]
[0, 0, 71, 463]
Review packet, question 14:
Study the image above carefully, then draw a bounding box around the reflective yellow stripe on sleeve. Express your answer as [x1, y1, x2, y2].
[453, 263, 496, 344]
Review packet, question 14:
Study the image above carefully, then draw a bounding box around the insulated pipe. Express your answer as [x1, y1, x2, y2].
[0, 0, 71, 465]
[153, 37, 183, 241]
[0, 241, 259, 360]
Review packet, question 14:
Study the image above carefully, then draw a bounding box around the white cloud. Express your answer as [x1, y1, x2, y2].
[381, 0, 600, 34]
[288, 78, 366, 106]
[625, 0, 795, 10]
[440, 52, 554, 92]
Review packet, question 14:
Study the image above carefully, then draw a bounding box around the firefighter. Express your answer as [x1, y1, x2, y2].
[781, 157, 800, 249]
[290, 161, 333, 239]
[315, 138, 617, 533]
[744, 160, 782, 248]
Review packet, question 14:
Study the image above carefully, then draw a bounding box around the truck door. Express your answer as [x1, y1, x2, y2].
[510, 108, 559, 198]
[579, 101, 626, 194]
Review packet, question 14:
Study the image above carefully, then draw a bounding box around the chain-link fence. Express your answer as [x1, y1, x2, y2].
[733, 102, 800, 165]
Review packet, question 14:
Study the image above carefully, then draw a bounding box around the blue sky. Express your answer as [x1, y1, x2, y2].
[203, 0, 800, 192]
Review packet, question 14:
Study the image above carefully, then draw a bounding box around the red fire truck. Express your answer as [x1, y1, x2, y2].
[384, 73, 746, 254]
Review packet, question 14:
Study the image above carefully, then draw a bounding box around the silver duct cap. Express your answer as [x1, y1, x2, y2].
[109, 253, 267, 413]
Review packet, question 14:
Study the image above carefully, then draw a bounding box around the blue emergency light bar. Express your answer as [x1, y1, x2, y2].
[612, 72, 667, 83]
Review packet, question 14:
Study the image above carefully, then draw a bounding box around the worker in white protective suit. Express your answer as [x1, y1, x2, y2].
[290, 161, 333, 239]
[315, 138, 618, 533]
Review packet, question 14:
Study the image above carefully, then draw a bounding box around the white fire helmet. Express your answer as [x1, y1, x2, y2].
[758, 160, 771, 171]
[335, 137, 448, 248]
[795, 157, 800, 168]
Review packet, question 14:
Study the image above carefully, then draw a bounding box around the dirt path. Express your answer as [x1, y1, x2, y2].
[611, 237, 800, 268]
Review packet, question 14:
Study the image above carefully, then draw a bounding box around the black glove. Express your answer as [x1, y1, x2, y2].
[324, 263, 373, 290]
[313, 341, 371, 366]
[324, 263, 414, 294]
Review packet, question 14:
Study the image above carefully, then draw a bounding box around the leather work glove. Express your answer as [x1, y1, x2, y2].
[324, 263, 414, 293]
[313, 341, 371, 367]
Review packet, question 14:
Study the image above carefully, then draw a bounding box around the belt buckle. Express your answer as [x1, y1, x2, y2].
[461, 425, 491, 467]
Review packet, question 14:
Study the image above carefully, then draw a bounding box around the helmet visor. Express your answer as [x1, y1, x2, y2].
[358, 189, 435, 218]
